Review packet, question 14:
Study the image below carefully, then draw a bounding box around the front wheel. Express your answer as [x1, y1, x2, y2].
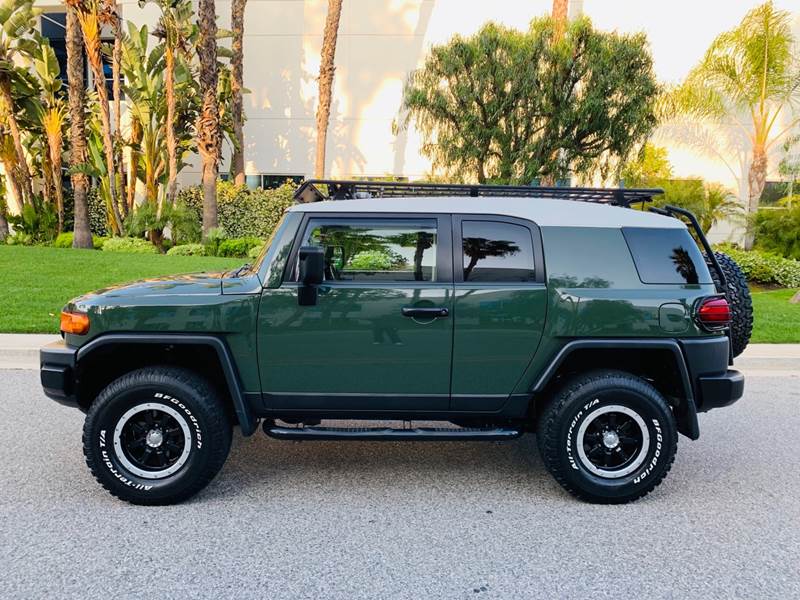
[83, 367, 232, 505]
[537, 370, 678, 504]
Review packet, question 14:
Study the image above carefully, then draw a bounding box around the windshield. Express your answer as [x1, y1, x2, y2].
[250, 214, 287, 272]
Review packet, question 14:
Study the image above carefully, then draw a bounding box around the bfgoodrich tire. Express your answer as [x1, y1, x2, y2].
[710, 251, 753, 358]
[83, 367, 232, 505]
[537, 370, 678, 504]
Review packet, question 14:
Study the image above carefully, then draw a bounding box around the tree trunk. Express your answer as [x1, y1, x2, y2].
[0, 79, 34, 207]
[314, 0, 343, 179]
[127, 117, 142, 213]
[112, 17, 125, 218]
[0, 205, 8, 241]
[67, 8, 93, 249]
[197, 0, 221, 239]
[745, 143, 767, 250]
[164, 45, 179, 205]
[201, 159, 218, 239]
[78, 11, 124, 235]
[47, 127, 65, 234]
[230, 0, 247, 186]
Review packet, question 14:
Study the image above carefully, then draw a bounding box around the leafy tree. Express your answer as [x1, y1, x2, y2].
[670, 2, 800, 248]
[621, 143, 673, 185]
[402, 17, 659, 184]
[623, 144, 741, 234]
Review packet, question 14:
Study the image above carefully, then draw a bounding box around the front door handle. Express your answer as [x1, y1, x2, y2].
[401, 306, 449, 318]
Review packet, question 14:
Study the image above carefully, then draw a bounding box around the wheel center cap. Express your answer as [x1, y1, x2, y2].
[602, 430, 620, 449]
[146, 429, 164, 448]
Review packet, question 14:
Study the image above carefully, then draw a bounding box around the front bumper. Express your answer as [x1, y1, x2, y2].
[40, 340, 79, 408]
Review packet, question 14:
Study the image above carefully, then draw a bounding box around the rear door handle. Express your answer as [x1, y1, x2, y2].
[401, 306, 449, 318]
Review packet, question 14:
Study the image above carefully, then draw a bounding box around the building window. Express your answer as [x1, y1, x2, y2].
[40, 12, 121, 100]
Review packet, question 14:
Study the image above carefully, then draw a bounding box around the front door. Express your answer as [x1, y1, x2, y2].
[257, 213, 454, 411]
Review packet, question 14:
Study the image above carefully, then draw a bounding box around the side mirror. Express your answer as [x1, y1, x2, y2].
[299, 246, 325, 285]
[298, 246, 324, 306]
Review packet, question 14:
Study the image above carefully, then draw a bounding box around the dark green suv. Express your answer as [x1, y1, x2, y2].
[40, 181, 751, 505]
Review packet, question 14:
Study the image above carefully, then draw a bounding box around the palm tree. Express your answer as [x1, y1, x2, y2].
[34, 43, 68, 233]
[66, 0, 124, 235]
[230, 0, 247, 186]
[146, 0, 193, 206]
[110, 1, 125, 216]
[314, 0, 343, 178]
[66, 4, 93, 248]
[196, 0, 220, 239]
[0, 0, 39, 209]
[0, 174, 8, 240]
[672, 2, 800, 248]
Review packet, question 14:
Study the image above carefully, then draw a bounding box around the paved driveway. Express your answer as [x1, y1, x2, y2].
[1, 369, 798, 599]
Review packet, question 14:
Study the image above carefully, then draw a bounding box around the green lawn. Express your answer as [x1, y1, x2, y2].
[1, 245, 798, 342]
[0, 246, 241, 333]
[750, 287, 800, 343]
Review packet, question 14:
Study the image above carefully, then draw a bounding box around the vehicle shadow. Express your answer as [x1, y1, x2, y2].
[198, 426, 567, 504]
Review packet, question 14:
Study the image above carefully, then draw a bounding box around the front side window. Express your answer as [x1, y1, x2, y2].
[461, 221, 536, 282]
[301, 219, 438, 282]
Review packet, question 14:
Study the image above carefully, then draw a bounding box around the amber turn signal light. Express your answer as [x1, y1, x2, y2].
[60, 311, 90, 335]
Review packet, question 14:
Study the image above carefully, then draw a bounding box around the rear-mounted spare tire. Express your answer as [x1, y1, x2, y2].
[709, 251, 753, 358]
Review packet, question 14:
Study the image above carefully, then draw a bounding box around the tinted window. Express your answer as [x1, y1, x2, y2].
[623, 227, 711, 284]
[302, 219, 438, 282]
[461, 221, 535, 282]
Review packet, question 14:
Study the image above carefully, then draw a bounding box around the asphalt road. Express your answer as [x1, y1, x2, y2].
[1, 370, 798, 599]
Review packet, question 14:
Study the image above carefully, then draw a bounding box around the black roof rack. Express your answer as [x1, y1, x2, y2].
[293, 179, 664, 207]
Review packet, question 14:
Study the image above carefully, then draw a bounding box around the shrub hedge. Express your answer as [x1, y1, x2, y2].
[166, 243, 206, 256]
[178, 181, 296, 239]
[216, 237, 264, 258]
[54, 232, 107, 249]
[101, 237, 159, 254]
[717, 244, 800, 288]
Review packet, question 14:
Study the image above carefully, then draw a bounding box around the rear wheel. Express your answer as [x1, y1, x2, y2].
[709, 251, 753, 358]
[537, 370, 678, 504]
[83, 366, 232, 505]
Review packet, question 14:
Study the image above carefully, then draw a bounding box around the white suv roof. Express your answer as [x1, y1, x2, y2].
[289, 196, 685, 229]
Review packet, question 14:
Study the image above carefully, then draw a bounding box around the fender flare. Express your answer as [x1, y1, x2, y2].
[531, 339, 699, 440]
[76, 334, 258, 436]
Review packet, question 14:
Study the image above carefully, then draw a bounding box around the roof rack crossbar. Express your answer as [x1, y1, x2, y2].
[293, 179, 663, 207]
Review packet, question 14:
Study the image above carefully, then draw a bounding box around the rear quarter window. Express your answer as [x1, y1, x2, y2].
[622, 227, 711, 285]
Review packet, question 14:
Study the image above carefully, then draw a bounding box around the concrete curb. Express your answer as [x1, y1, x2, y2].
[0, 333, 798, 374]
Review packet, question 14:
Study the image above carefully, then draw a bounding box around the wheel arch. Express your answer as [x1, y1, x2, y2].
[74, 334, 258, 436]
[531, 339, 699, 440]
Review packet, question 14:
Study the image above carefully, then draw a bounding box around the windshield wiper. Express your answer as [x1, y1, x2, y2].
[230, 263, 252, 278]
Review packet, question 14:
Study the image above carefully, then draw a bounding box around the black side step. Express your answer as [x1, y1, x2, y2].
[263, 424, 523, 442]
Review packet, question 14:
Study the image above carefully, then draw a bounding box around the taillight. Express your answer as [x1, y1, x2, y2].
[60, 311, 90, 335]
[696, 296, 731, 330]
